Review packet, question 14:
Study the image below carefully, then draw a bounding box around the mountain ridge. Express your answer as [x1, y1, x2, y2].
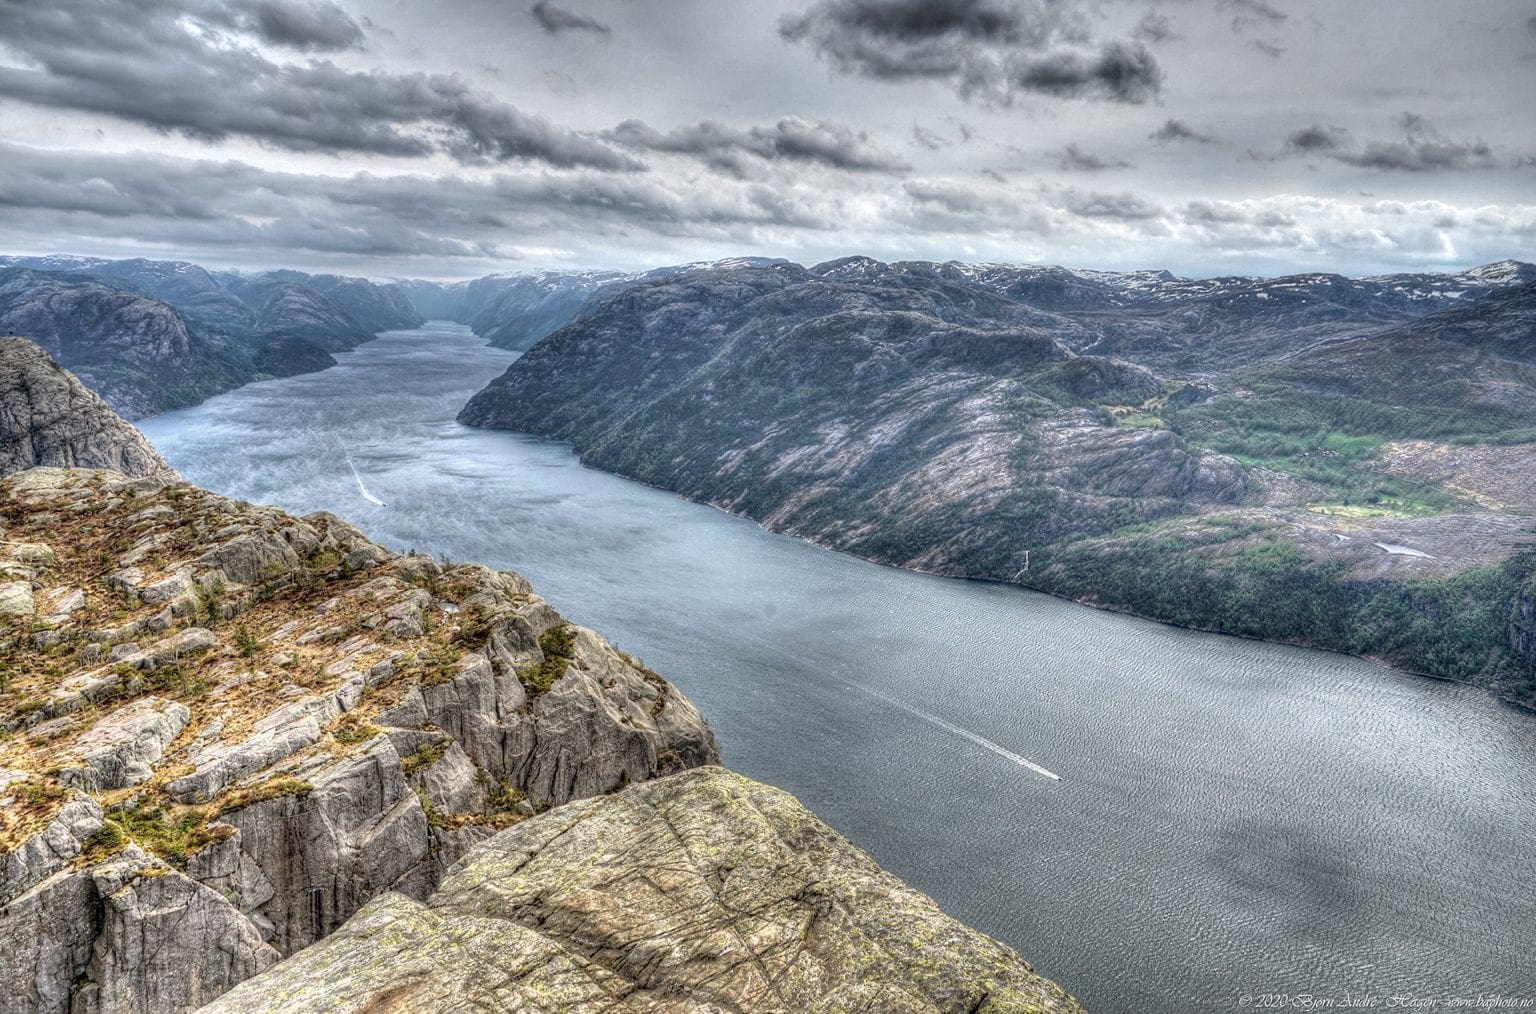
[458, 258, 1536, 707]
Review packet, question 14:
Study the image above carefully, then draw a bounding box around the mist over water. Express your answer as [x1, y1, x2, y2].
[140, 324, 1536, 1012]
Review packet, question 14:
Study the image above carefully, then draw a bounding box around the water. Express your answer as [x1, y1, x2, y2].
[140, 324, 1536, 1012]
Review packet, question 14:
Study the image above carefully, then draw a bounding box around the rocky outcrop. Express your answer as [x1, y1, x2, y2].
[0, 466, 717, 1012]
[205, 767, 1084, 1014]
[0, 339, 174, 478]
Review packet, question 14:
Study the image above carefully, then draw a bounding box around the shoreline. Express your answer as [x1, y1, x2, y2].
[490, 428, 1534, 713]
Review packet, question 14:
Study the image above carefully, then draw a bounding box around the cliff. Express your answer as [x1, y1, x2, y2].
[0, 340, 173, 479]
[207, 767, 1083, 1013]
[460, 260, 1536, 705]
[0, 359, 1079, 1012]
[0, 466, 717, 1011]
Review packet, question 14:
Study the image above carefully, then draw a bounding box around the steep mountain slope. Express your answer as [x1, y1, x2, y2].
[0, 339, 173, 478]
[0, 269, 245, 418]
[460, 261, 1536, 704]
[0, 256, 424, 417]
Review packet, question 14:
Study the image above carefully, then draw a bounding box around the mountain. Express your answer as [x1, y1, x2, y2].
[459, 260, 1536, 706]
[0, 373, 1078, 1013]
[387, 278, 468, 320]
[0, 256, 424, 417]
[396, 258, 789, 350]
[0, 268, 246, 419]
[0, 339, 173, 478]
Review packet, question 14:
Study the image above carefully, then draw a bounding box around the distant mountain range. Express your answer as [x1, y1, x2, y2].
[0, 255, 422, 418]
[457, 256, 1536, 706]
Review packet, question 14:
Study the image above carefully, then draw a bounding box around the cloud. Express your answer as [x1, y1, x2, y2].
[1221, 0, 1287, 31]
[1285, 115, 1499, 172]
[1133, 11, 1179, 45]
[1149, 118, 1216, 144]
[0, 0, 638, 170]
[235, 0, 365, 51]
[529, 2, 610, 36]
[912, 125, 949, 150]
[1057, 142, 1133, 171]
[779, 0, 1162, 104]
[1248, 39, 1284, 59]
[1056, 187, 1163, 220]
[606, 117, 910, 176]
[2, 141, 1532, 277]
[0, 143, 830, 268]
[1285, 124, 1346, 153]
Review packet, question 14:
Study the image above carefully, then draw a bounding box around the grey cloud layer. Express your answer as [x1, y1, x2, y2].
[607, 118, 910, 176]
[779, 0, 1163, 104]
[236, 0, 366, 51]
[0, 0, 638, 170]
[3, 142, 1529, 277]
[1286, 115, 1500, 171]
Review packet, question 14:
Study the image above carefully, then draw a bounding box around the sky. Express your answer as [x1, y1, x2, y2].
[0, 0, 1533, 280]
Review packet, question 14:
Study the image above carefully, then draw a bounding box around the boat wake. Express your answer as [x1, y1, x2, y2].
[846, 679, 1062, 781]
[343, 446, 387, 507]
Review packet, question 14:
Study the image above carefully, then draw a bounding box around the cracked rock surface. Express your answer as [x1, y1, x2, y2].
[205, 767, 1085, 1014]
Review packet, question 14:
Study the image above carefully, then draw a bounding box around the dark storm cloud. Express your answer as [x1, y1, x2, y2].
[1284, 115, 1499, 171]
[1149, 118, 1215, 144]
[778, 0, 1163, 104]
[0, 0, 639, 171]
[1057, 142, 1133, 171]
[236, 0, 366, 51]
[606, 118, 909, 175]
[529, 2, 611, 36]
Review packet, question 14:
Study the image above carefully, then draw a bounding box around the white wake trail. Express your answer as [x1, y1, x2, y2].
[343, 447, 386, 507]
[846, 680, 1062, 781]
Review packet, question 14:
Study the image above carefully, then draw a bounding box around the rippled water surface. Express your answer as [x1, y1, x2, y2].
[140, 324, 1536, 1012]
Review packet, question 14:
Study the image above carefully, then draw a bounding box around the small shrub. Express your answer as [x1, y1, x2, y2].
[214, 776, 314, 817]
[401, 740, 448, 775]
[517, 625, 576, 696]
[233, 624, 261, 659]
[80, 821, 129, 863]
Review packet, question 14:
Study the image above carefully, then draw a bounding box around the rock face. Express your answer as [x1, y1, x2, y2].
[205, 767, 1084, 1014]
[459, 259, 1536, 702]
[0, 466, 717, 1012]
[0, 339, 174, 478]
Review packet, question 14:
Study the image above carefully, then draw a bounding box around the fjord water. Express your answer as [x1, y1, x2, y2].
[140, 324, 1536, 1011]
